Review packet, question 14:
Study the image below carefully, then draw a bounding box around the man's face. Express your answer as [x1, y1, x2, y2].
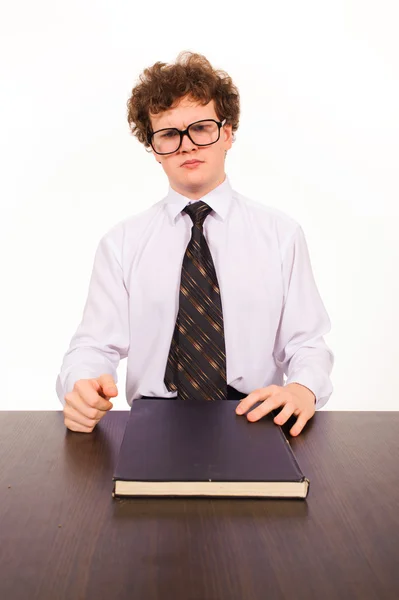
[149, 96, 233, 199]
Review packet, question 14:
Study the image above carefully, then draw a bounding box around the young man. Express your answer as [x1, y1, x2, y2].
[56, 51, 334, 436]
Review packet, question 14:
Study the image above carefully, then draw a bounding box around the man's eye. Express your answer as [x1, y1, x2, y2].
[161, 131, 178, 138]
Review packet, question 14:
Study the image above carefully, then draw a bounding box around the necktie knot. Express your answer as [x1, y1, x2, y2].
[183, 201, 213, 230]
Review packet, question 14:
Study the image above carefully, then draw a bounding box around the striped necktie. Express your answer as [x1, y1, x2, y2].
[164, 201, 227, 401]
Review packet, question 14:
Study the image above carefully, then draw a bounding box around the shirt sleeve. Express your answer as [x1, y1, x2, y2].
[55, 230, 130, 406]
[273, 225, 334, 409]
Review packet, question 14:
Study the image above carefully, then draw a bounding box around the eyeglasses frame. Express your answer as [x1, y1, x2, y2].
[147, 118, 227, 155]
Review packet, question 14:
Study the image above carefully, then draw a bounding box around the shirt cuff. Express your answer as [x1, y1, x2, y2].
[285, 367, 332, 410]
[56, 368, 118, 407]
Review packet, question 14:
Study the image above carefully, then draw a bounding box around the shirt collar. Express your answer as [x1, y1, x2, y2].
[164, 176, 233, 225]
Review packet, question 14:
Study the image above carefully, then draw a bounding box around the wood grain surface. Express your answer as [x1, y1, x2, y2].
[0, 411, 398, 600]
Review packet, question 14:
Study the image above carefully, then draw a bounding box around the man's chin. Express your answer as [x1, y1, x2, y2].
[179, 172, 206, 188]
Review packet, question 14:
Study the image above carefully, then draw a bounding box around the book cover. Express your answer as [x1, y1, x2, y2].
[112, 399, 309, 499]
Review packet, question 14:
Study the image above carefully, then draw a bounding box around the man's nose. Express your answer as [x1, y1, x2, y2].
[180, 131, 197, 151]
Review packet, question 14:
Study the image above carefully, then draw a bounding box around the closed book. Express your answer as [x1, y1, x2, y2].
[112, 399, 309, 499]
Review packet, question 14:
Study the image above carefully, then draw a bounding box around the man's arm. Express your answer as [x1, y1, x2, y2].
[55, 228, 130, 406]
[273, 225, 334, 409]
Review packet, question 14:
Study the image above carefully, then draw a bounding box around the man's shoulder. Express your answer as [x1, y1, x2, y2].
[99, 199, 166, 245]
[118, 199, 165, 229]
[233, 189, 301, 236]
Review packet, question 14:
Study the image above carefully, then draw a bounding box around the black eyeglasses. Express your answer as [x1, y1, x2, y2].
[147, 118, 227, 155]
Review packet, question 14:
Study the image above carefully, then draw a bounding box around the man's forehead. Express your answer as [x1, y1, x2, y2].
[150, 98, 216, 128]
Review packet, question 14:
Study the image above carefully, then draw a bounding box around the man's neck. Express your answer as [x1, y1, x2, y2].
[171, 174, 226, 200]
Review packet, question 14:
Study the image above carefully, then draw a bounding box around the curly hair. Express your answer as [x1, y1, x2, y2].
[126, 51, 240, 148]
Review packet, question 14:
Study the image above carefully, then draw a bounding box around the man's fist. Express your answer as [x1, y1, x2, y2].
[63, 374, 118, 433]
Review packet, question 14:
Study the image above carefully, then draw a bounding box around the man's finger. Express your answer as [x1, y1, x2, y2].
[290, 412, 310, 437]
[97, 374, 118, 398]
[64, 405, 102, 430]
[273, 402, 295, 426]
[65, 391, 111, 420]
[72, 382, 113, 411]
[235, 386, 277, 415]
[246, 394, 285, 422]
[65, 419, 93, 433]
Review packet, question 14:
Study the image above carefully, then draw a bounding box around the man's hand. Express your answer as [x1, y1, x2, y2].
[63, 374, 118, 433]
[235, 383, 316, 436]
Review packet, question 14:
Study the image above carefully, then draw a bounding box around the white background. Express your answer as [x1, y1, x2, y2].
[1, 1, 398, 410]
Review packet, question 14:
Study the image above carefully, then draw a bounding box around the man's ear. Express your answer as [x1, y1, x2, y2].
[224, 123, 233, 151]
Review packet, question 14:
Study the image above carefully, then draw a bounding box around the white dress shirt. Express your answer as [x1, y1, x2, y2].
[56, 176, 333, 409]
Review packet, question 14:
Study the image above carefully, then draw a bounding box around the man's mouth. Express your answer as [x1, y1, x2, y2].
[181, 159, 203, 168]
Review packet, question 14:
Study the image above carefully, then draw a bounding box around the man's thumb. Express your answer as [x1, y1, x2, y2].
[96, 374, 118, 396]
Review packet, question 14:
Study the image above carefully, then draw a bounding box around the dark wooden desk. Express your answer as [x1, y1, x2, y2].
[0, 411, 398, 600]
